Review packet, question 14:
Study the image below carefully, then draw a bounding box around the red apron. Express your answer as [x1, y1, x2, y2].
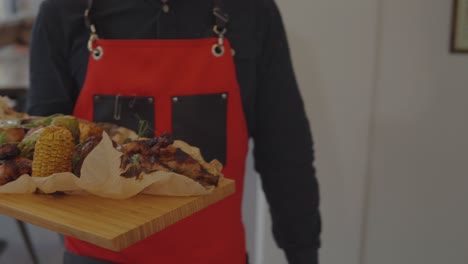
[69, 4, 249, 264]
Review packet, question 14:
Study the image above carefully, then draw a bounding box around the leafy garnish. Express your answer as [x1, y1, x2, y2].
[138, 120, 150, 138]
[131, 154, 141, 164]
[133, 113, 152, 138]
[34, 114, 63, 126]
[0, 132, 7, 144]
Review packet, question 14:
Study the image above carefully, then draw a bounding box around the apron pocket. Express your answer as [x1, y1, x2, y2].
[172, 93, 227, 165]
[93, 95, 155, 138]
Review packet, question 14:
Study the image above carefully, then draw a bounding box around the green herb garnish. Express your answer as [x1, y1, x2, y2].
[131, 154, 141, 164]
[133, 113, 151, 138]
[0, 132, 7, 144]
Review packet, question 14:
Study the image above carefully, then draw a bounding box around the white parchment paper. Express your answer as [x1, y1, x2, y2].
[0, 133, 217, 198]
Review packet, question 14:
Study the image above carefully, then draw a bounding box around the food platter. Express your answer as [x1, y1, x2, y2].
[0, 101, 235, 251]
[0, 178, 235, 251]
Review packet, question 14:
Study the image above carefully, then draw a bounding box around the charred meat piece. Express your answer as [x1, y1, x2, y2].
[0, 157, 32, 185]
[0, 174, 10, 185]
[156, 133, 174, 148]
[4, 157, 32, 180]
[72, 135, 103, 176]
[0, 127, 25, 144]
[119, 134, 220, 187]
[24, 125, 44, 137]
[148, 133, 174, 155]
[0, 144, 20, 160]
[0, 100, 28, 120]
[78, 120, 104, 144]
[157, 146, 219, 187]
[120, 154, 143, 178]
[0, 164, 12, 186]
[120, 133, 174, 157]
[120, 139, 157, 156]
[120, 154, 172, 179]
[120, 163, 143, 178]
[144, 155, 173, 172]
[12, 157, 32, 179]
[95, 122, 138, 145]
[121, 140, 219, 186]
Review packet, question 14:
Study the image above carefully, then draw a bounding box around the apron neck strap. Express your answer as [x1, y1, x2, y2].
[84, 0, 95, 34]
[85, 0, 230, 58]
[84, 0, 229, 37]
[213, 0, 229, 35]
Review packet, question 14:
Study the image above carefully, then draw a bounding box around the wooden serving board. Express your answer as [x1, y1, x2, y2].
[0, 178, 235, 251]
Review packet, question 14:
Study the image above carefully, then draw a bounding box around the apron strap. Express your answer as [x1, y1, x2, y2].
[213, 0, 229, 34]
[84, 0, 230, 57]
[211, 0, 229, 57]
[84, 0, 101, 59]
[84, 0, 229, 37]
[84, 0, 94, 33]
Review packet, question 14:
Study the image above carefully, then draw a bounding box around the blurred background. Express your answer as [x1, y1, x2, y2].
[0, 0, 36, 113]
[1, 0, 468, 264]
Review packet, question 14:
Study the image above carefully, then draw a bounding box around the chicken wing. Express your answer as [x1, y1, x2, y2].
[0, 144, 20, 160]
[72, 135, 103, 176]
[119, 133, 220, 187]
[0, 157, 32, 185]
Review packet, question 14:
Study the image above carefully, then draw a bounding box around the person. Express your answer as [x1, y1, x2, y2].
[27, 0, 321, 263]
[0, 239, 6, 256]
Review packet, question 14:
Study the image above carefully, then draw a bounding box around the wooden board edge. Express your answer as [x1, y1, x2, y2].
[108, 179, 236, 251]
[0, 199, 113, 248]
[0, 179, 236, 252]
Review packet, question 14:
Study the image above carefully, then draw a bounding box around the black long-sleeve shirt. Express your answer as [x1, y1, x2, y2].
[27, 0, 321, 263]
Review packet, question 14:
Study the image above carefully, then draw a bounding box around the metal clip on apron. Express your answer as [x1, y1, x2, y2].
[70, 0, 249, 263]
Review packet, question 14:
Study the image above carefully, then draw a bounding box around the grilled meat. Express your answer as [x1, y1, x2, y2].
[119, 134, 220, 187]
[0, 144, 20, 160]
[120, 153, 173, 179]
[0, 164, 13, 185]
[0, 127, 25, 143]
[0, 174, 10, 185]
[72, 135, 103, 176]
[78, 120, 104, 144]
[0, 99, 28, 120]
[120, 133, 173, 156]
[95, 122, 139, 145]
[24, 126, 44, 137]
[0, 157, 32, 185]
[157, 145, 219, 187]
[120, 139, 158, 156]
[7, 157, 32, 180]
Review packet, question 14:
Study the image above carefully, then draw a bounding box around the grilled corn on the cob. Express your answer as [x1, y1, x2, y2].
[32, 126, 74, 177]
[78, 121, 103, 144]
[51, 116, 80, 144]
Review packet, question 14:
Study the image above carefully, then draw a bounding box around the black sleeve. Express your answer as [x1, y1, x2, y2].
[252, 1, 321, 263]
[27, 0, 78, 116]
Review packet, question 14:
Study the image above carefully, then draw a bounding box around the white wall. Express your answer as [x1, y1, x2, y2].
[362, 0, 468, 263]
[256, 1, 468, 264]
[0, 0, 11, 20]
[254, 1, 379, 264]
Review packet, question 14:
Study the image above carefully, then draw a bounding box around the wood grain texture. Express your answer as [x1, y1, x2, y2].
[0, 178, 235, 251]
